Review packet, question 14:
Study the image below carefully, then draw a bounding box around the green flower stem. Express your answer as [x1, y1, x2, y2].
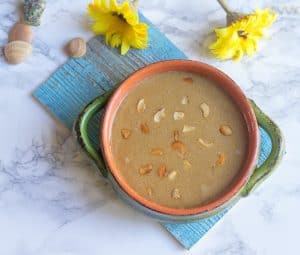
[217, 0, 233, 15]
[216, 0, 245, 25]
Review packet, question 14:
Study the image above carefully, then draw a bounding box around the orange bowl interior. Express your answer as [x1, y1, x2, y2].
[101, 60, 259, 216]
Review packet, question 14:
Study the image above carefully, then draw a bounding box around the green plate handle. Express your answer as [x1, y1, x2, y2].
[241, 99, 285, 197]
[74, 93, 285, 191]
[73, 89, 115, 178]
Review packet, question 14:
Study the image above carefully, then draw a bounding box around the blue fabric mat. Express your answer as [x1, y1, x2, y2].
[33, 14, 272, 249]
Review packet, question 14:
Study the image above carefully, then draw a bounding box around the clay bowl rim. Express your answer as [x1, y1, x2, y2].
[101, 60, 259, 216]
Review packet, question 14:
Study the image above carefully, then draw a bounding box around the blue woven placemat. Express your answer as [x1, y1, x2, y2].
[33, 14, 272, 249]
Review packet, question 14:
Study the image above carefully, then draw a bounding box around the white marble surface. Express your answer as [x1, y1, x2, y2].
[0, 0, 299, 254]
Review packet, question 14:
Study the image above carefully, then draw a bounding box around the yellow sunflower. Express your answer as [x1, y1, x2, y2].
[88, 0, 148, 55]
[209, 8, 277, 61]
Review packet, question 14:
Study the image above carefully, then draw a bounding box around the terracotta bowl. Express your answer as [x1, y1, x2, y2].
[74, 60, 284, 222]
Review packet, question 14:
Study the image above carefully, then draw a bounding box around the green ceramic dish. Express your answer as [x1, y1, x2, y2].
[73, 93, 284, 223]
[73, 60, 284, 222]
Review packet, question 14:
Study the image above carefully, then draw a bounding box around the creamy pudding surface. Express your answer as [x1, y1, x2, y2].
[110, 71, 248, 208]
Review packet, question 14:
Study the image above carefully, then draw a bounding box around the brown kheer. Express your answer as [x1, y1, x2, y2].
[110, 71, 248, 209]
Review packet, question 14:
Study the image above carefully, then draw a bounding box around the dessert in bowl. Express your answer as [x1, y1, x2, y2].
[74, 60, 283, 222]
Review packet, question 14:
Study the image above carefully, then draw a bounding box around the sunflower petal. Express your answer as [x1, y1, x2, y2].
[209, 8, 276, 61]
[87, 0, 148, 55]
[121, 40, 130, 55]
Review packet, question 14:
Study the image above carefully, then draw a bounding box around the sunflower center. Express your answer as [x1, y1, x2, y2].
[237, 30, 248, 39]
[112, 12, 127, 23]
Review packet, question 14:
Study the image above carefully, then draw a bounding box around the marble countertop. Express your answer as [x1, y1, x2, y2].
[0, 0, 299, 254]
